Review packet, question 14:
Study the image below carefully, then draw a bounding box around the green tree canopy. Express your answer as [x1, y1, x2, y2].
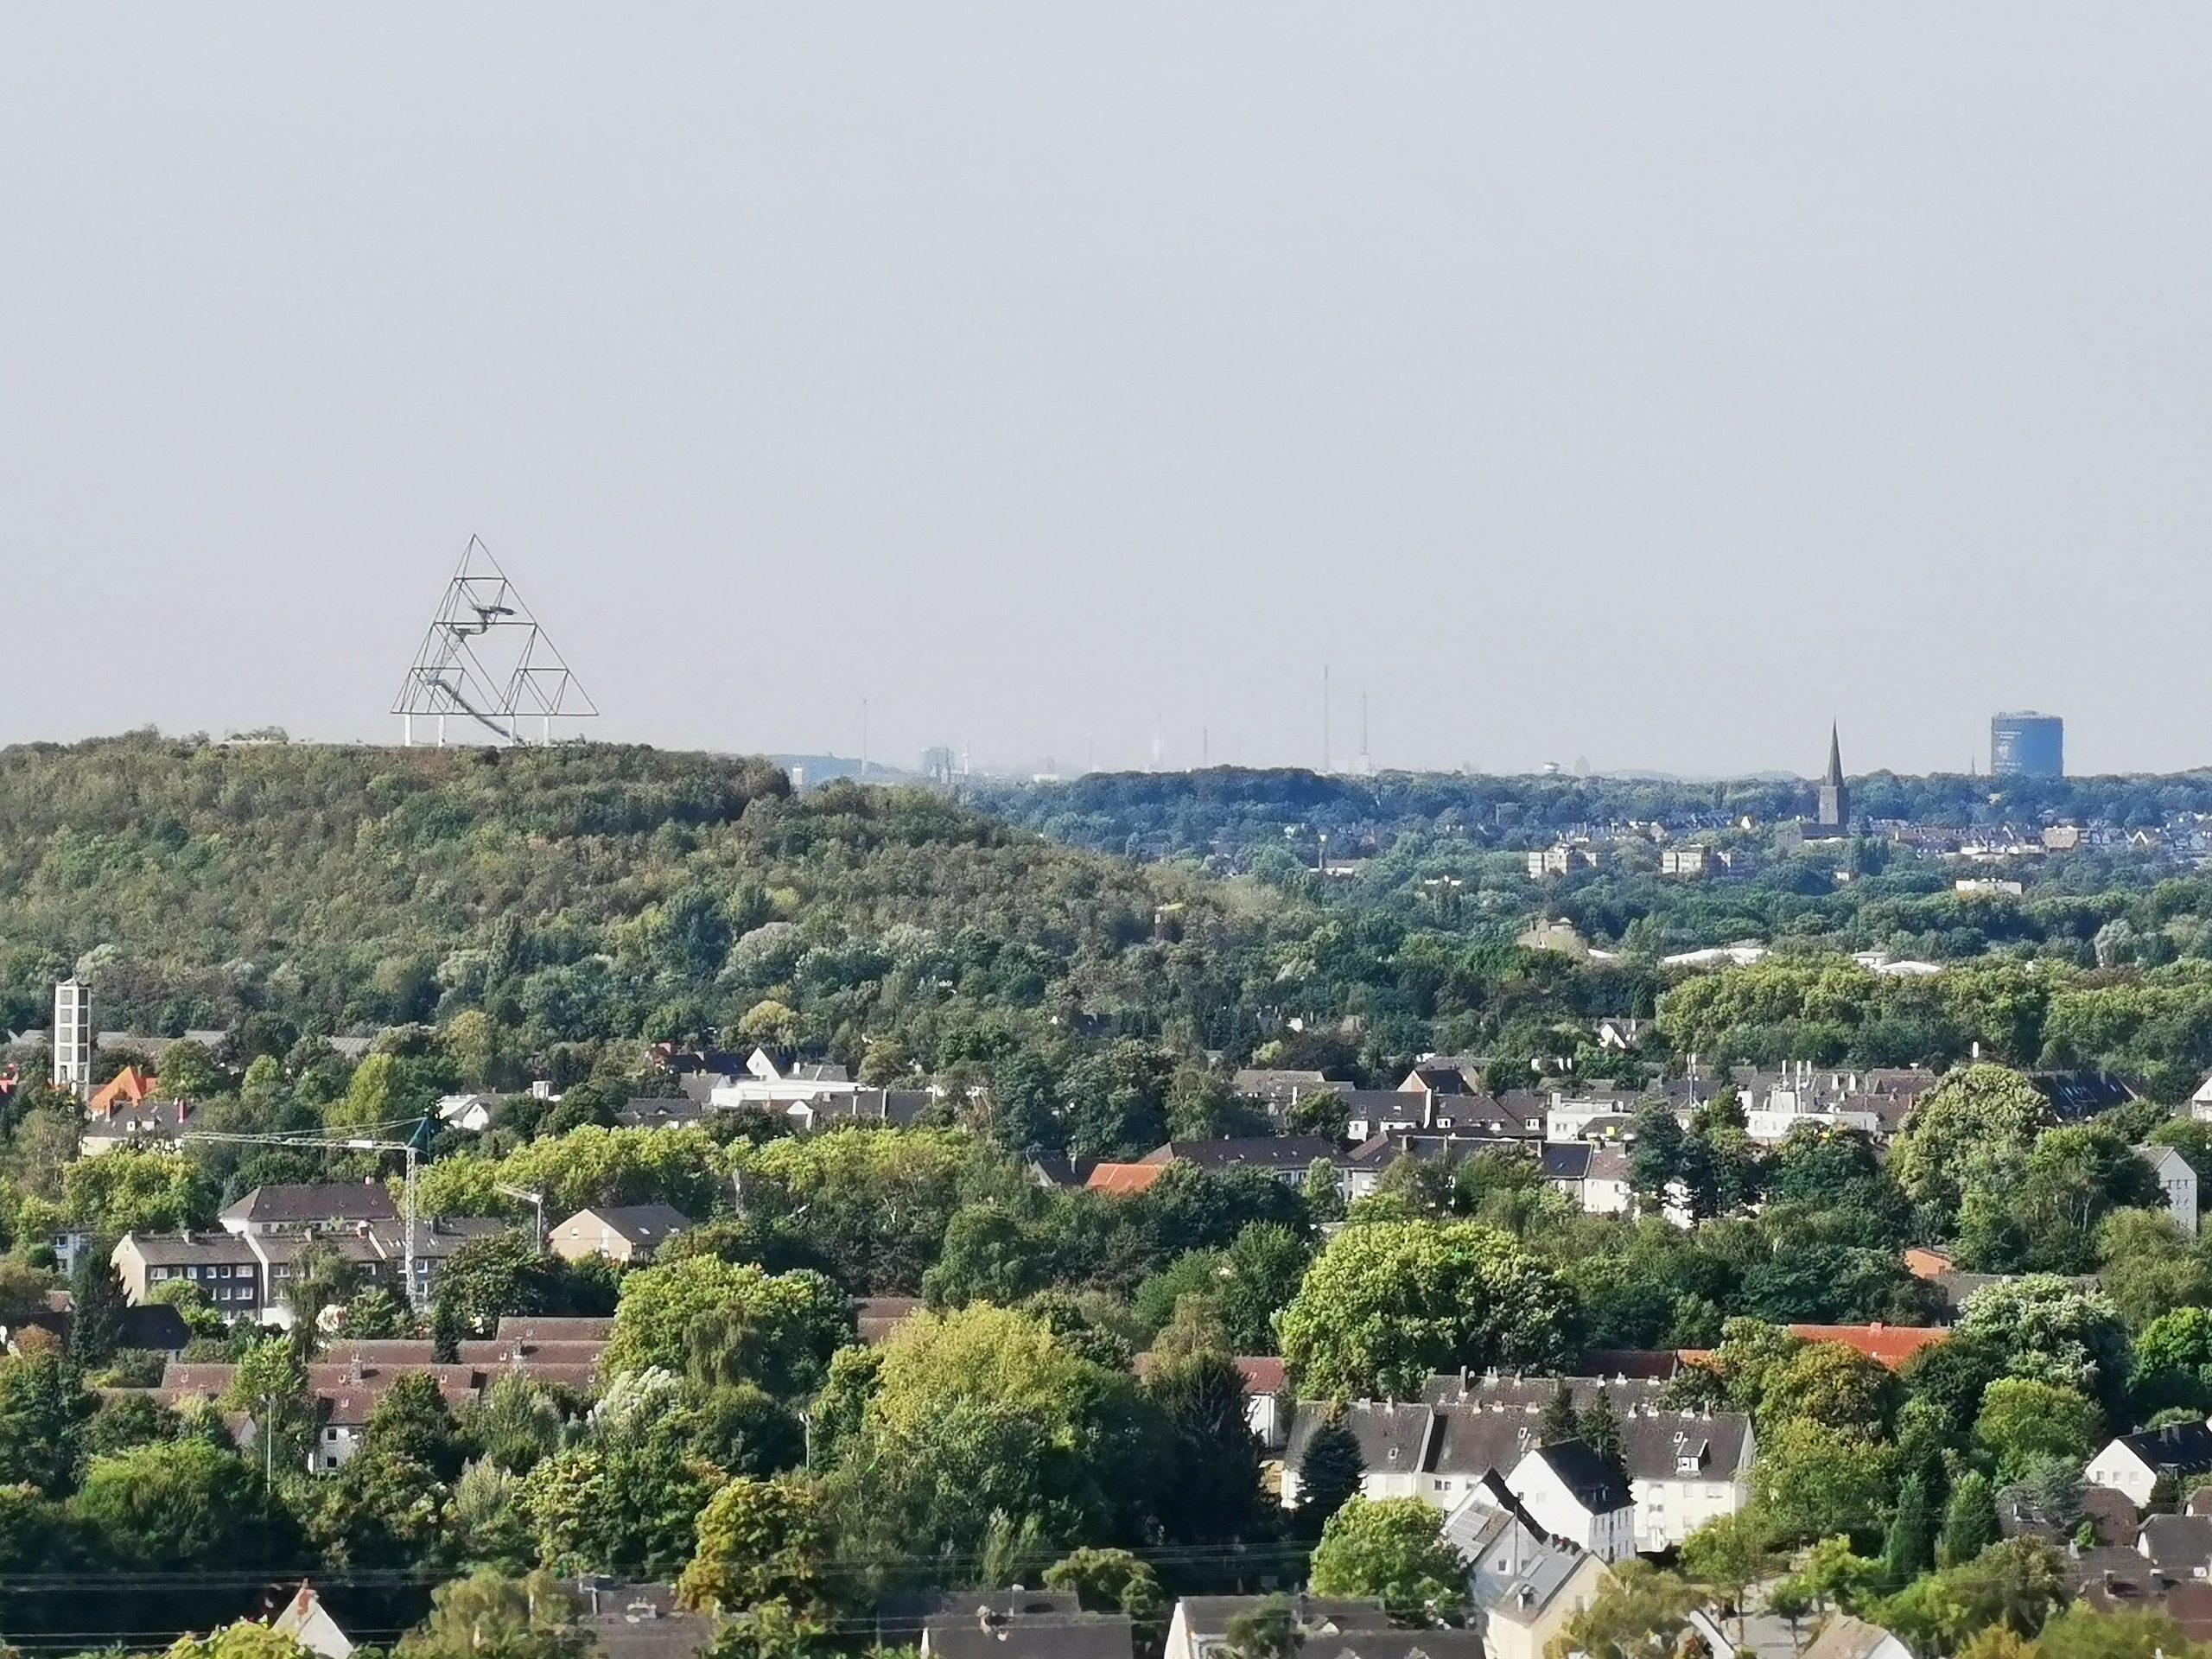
[1278, 1220, 1575, 1399]
[1307, 1495, 1469, 1621]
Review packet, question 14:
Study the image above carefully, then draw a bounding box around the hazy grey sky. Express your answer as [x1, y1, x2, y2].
[6, 7, 2209, 776]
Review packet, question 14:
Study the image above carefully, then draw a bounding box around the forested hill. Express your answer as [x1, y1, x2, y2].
[0, 734, 1270, 1062]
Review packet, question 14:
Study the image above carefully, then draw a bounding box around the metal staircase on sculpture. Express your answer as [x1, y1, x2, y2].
[392, 537, 598, 745]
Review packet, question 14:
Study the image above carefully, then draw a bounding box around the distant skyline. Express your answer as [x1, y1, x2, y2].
[6, 9, 2210, 776]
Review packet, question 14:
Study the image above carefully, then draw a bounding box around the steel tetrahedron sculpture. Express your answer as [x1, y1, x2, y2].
[393, 536, 598, 745]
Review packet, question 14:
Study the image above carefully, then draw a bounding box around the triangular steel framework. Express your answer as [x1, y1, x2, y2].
[392, 537, 598, 746]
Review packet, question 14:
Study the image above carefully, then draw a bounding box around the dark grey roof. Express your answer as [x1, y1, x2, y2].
[922, 1592, 1132, 1659]
[617, 1097, 707, 1128]
[1287, 1402, 1434, 1478]
[122, 1230, 257, 1267]
[1423, 1374, 1671, 1411]
[2063, 1545, 2162, 1602]
[1026, 1152, 1097, 1187]
[1171, 1598, 1390, 1643]
[2117, 1421, 2212, 1478]
[1311, 1630, 1486, 1659]
[221, 1184, 397, 1225]
[120, 1305, 194, 1351]
[1232, 1069, 1333, 1100]
[1361, 1134, 1525, 1168]
[1407, 1065, 1471, 1095]
[1529, 1439, 1633, 1515]
[1492, 1090, 1550, 1127]
[805, 1088, 932, 1128]
[568, 1580, 714, 1659]
[1340, 1089, 1428, 1122]
[84, 1101, 193, 1135]
[1294, 1382, 1752, 1487]
[2030, 1071, 2139, 1121]
[1540, 1144, 1592, 1180]
[1151, 1136, 1343, 1170]
[664, 1049, 747, 1076]
[2141, 1515, 2212, 1578]
[10, 1303, 193, 1353]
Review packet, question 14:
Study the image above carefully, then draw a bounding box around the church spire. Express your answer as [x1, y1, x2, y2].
[1816, 722, 1850, 830]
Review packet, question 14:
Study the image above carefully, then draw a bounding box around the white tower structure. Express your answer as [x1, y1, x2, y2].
[53, 977, 92, 1095]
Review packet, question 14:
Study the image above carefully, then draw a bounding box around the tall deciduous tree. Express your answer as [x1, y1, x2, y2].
[1890, 1065, 2053, 1212]
[1278, 1220, 1575, 1399]
[398, 1569, 588, 1659]
[1548, 1562, 1695, 1659]
[1308, 1496, 1469, 1622]
[677, 1476, 830, 1617]
[823, 1303, 1162, 1565]
[607, 1256, 849, 1396]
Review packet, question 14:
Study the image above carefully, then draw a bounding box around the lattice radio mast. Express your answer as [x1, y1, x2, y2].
[392, 537, 598, 746]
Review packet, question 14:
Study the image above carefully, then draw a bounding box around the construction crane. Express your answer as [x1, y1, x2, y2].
[179, 1126, 429, 1311]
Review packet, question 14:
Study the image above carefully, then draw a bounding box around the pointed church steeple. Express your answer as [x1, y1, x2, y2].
[1817, 722, 1850, 829]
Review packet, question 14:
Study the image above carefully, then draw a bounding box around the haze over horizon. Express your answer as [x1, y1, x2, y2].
[7, 8, 2209, 777]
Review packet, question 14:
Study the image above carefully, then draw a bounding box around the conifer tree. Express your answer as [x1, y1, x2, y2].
[1297, 1418, 1366, 1533]
[1540, 1380, 1581, 1445]
[1582, 1387, 1626, 1479]
[1937, 1471, 2000, 1567]
[69, 1249, 130, 1368]
[1883, 1471, 1936, 1585]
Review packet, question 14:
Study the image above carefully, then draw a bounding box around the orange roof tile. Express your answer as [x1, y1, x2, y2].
[89, 1067, 159, 1114]
[1084, 1161, 1168, 1196]
[1903, 1248, 1955, 1282]
[1787, 1323, 1949, 1368]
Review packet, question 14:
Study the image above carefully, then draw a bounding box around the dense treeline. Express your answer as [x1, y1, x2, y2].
[18, 738, 2212, 1112]
[0, 733, 1270, 1074]
[972, 766, 2212, 861]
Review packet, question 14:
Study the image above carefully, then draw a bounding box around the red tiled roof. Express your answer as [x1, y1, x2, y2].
[1584, 1349, 1682, 1381]
[90, 1067, 160, 1114]
[1675, 1324, 1949, 1374]
[1233, 1357, 1287, 1395]
[1130, 1354, 1287, 1396]
[1084, 1162, 1167, 1196]
[1786, 1324, 1949, 1368]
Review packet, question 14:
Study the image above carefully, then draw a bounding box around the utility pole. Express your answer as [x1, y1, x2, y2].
[498, 1185, 547, 1254]
[1322, 665, 1332, 774]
